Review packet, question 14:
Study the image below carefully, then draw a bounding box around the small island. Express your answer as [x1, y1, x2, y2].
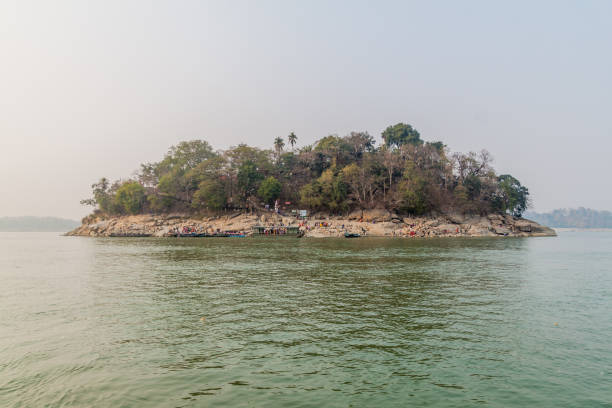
[69, 123, 555, 238]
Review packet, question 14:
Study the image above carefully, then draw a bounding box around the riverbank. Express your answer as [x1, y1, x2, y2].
[66, 209, 556, 238]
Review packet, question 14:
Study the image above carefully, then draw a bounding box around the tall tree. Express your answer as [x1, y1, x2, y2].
[382, 123, 422, 148]
[288, 132, 297, 150]
[274, 137, 285, 160]
[493, 174, 530, 217]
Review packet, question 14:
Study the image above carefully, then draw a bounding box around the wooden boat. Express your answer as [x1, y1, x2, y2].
[344, 232, 360, 238]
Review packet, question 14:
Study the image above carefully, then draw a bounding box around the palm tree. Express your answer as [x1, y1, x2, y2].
[274, 137, 285, 162]
[288, 132, 297, 150]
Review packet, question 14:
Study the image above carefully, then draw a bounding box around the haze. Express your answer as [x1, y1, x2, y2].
[1, 0, 610, 219]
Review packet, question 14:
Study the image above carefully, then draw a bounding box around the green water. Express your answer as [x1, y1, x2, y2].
[1, 231, 610, 407]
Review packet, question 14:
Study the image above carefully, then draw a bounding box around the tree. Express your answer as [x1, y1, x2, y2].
[237, 161, 263, 200]
[258, 176, 282, 204]
[185, 156, 228, 189]
[138, 163, 158, 187]
[493, 174, 529, 217]
[382, 123, 422, 148]
[288, 132, 297, 150]
[299, 182, 324, 210]
[80, 177, 120, 213]
[342, 160, 379, 209]
[380, 147, 401, 201]
[157, 140, 216, 173]
[299, 169, 348, 212]
[398, 165, 430, 215]
[314, 135, 350, 168]
[344, 131, 375, 161]
[192, 179, 226, 211]
[79, 124, 533, 219]
[115, 181, 146, 214]
[226, 144, 273, 172]
[274, 137, 285, 162]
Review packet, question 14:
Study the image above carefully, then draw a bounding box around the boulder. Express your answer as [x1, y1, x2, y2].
[361, 209, 392, 222]
[493, 225, 512, 235]
[514, 220, 532, 232]
[487, 213, 504, 222]
[446, 213, 466, 224]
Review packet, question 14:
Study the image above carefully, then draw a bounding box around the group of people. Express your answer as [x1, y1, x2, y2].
[180, 226, 200, 234]
[262, 227, 290, 235]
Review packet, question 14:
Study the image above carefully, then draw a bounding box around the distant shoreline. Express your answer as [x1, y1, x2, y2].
[554, 227, 612, 232]
[0, 216, 79, 233]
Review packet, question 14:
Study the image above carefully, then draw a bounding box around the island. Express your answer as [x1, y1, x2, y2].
[68, 123, 555, 238]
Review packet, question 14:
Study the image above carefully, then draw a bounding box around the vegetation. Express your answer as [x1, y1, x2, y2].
[81, 122, 531, 217]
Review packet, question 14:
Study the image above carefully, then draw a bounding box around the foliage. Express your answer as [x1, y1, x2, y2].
[299, 169, 348, 212]
[398, 165, 430, 215]
[493, 174, 529, 217]
[192, 179, 226, 211]
[382, 123, 422, 148]
[237, 161, 263, 199]
[115, 181, 146, 214]
[258, 176, 282, 204]
[81, 122, 531, 217]
[288, 132, 297, 149]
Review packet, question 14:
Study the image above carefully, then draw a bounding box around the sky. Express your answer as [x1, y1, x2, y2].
[1, 0, 611, 219]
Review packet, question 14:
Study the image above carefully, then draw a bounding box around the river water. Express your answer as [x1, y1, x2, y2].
[1, 231, 610, 407]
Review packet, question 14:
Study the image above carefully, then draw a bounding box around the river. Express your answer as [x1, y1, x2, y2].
[1, 231, 610, 407]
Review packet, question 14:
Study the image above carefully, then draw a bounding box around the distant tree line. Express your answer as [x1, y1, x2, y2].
[525, 208, 612, 228]
[81, 123, 530, 217]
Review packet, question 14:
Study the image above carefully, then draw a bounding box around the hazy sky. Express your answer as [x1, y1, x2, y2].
[1, 0, 611, 219]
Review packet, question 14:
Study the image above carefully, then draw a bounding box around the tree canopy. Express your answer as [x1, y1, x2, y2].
[82, 122, 531, 218]
[382, 123, 422, 148]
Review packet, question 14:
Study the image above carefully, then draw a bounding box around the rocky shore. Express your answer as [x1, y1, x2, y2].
[67, 209, 556, 238]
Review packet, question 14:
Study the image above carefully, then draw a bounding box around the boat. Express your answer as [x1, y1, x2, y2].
[344, 232, 360, 238]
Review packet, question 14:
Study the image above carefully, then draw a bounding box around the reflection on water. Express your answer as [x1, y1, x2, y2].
[1, 232, 610, 407]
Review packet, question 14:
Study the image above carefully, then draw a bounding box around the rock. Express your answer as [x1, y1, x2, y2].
[446, 213, 466, 224]
[435, 224, 458, 233]
[487, 213, 504, 221]
[363, 209, 391, 222]
[67, 211, 556, 238]
[514, 220, 532, 232]
[361, 209, 392, 222]
[493, 225, 512, 235]
[347, 210, 362, 220]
